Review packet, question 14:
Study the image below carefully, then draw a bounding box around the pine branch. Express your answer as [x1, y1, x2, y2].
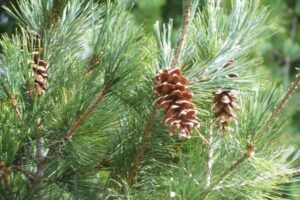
[271, 73, 300, 119]
[130, 3, 193, 185]
[203, 127, 214, 200]
[203, 142, 255, 198]
[217, 143, 255, 185]
[65, 91, 106, 140]
[205, 128, 213, 189]
[214, 168, 300, 191]
[33, 137, 46, 193]
[127, 105, 158, 185]
[170, 0, 191, 69]
[261, 74, 300, 134]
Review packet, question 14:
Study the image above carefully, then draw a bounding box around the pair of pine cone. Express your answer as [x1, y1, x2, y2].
[154, 61, 239, 136]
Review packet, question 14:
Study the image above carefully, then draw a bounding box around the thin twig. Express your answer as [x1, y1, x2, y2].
[202, 142, 255, 198]
[127, 105, 158, 185]
[126, 0, 191, 187]
[65, 91, 105, 139]
[205, 128, 213, 189]
[218, 143, 255, 185]
[214, 168, 300, 191]
[195, 129, 209, 146]
[204, 127, 213, 200]
[271, 74, 300, 119]
[170, 0, 192, 69]
[261, 73, 300, 134]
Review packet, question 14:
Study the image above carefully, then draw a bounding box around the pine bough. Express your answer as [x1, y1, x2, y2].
[0, 0, 299, 199]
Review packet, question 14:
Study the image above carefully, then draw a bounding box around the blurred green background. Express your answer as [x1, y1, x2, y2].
[0, 0, 299, 140]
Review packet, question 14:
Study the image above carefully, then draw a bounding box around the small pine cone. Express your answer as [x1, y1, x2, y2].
[212, 89, 239, 131]
[212, 60, 240, 132]
[31, 51, 48, 96]
[21, 33, 48, 97]
[154, 68, 199, 138]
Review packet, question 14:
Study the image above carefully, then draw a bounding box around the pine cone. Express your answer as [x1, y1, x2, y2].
[32, 51, 48, 96]
[154, 68, 199, 138]
[212, 60, 239, 132]
[212, 89, 239, 131]
[27, 35, 48, 96]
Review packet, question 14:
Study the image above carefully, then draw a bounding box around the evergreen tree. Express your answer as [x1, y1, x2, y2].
[0, 0, 300, 199]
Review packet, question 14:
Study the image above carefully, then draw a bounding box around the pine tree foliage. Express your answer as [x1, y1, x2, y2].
[0, 0, 299, 199]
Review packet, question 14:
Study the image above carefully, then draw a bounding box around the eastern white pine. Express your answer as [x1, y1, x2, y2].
[0, 0, 299, 199]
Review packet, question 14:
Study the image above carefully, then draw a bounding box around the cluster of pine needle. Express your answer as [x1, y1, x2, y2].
[0, 0, 299, 199]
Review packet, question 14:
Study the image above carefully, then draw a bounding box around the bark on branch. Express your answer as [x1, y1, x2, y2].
[33, 137, 46, 193]
[65, 91, 105, 140]
[170, 0, 192, 69]
[202, 142, 255, 198]
[127, 105, 158, 185]
[271, 73, 300, 119]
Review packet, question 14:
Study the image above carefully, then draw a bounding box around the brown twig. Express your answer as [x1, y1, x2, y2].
[195, 129, 209, 146]
[218, 143, 254, 184]
[271, 74, 300, 119]
[127, 105, 158, 185]
[0, 160, 14, 199]
[204, 128, 213, 200]
[202, 142, 255, 198]
[170, 0, 192, 69]
[65, 91, 105, 139]
[126, 0, 192, 187]
[260, 73, 300, 134]
[33, 137, 46, 194]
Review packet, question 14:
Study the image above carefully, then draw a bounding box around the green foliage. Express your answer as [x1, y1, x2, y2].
[0, 0, 299, 199]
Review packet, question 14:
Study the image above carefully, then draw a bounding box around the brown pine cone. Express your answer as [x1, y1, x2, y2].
[212, 60, 240, 132]
[31, 51, 48, 96]
[21, 33, 48, 97]
[212, 89, 239, 131]
[154, 68, 199, 138]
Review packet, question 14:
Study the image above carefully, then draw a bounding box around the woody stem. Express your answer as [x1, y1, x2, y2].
[127, 104, 158, 185]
